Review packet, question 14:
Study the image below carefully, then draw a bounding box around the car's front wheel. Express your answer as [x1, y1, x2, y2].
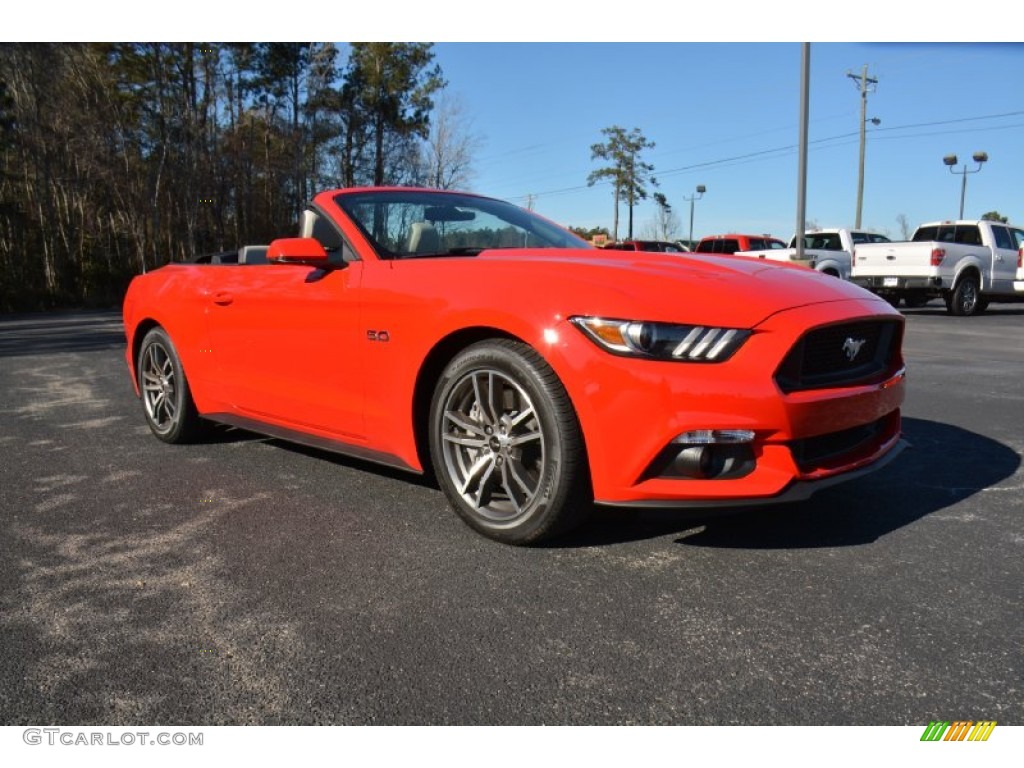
[428, 340, 591, 545]
[137, 327, 206, 443]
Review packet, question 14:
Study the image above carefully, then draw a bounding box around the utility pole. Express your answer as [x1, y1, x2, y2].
[848, 65, 878, 229]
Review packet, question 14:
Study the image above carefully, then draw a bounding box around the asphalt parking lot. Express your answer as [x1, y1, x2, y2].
[0, 306, 1021, 725]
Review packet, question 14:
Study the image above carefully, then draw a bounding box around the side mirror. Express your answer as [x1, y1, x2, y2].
[267, 237, 329, 265]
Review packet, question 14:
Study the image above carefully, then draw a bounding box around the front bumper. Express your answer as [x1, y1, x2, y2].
[557, 298, 906, 505]
[602, 437, 908, 508]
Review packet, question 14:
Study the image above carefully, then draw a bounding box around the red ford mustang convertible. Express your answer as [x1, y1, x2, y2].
[123, 187, 906, 544]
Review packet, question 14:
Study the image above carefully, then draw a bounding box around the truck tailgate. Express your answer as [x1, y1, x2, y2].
[853, 242, 938, 277]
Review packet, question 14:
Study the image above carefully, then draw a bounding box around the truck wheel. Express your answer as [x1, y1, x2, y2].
[949, 274, 981, 316]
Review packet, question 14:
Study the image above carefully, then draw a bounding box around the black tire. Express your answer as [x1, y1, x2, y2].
[948, 274, 981, 316]
[137, 327, 207, 443]
[428, 339, 591, 545]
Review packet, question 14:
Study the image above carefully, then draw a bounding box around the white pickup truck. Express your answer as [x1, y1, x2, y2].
[735, 228, 891, 280]
[851, 220, 1024, 315]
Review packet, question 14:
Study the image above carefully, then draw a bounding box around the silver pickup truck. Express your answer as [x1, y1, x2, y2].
[851, 220, 1024, 315]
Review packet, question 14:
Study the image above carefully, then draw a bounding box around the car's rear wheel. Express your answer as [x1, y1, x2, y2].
[948, 274, 981, 316]
[138, 327, 206, 443]
[429, 340, 591, 545]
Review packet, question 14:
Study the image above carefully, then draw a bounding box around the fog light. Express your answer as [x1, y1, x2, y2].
[644, 431, 758, 481]
[673, 446, 714, 478]
[674, 429, 755, 445]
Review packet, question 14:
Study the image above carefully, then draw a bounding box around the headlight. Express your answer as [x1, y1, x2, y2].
[569, 316, 751, 362]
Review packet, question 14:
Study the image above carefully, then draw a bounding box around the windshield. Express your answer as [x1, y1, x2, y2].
[335, 190, 591, 259]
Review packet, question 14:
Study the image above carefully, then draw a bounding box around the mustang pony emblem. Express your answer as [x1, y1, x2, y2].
[842, 337, 866, 362]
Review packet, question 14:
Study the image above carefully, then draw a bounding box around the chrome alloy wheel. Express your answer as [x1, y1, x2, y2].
[958, 279, 977, 313]
[141, 340, 179, 433]
[439, 369, 546, 523]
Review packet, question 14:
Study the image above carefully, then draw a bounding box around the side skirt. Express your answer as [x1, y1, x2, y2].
[203, 412, 420, 474]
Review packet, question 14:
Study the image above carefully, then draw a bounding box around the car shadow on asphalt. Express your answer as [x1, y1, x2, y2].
[259, 434, 437, 488]
[191, 423, 433, 487]
[553, 417, 1020, 550]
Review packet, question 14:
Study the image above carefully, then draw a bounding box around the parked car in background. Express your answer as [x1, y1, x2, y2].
[604, 240, 689, 253]
[851, 219, 1024, 314]
[736, 228, 891, 280]
[693, 234, 786, 255]
[1016, 241, 1024, 295]
[122, 187, 907, 545]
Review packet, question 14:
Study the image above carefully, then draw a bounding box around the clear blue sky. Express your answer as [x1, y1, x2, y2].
[430, 42, 1024, 241]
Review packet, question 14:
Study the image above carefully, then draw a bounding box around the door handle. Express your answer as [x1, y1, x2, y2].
[213, 291, 234, 306]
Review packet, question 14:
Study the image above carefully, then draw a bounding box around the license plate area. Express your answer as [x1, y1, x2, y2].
[882, 277, 899, 287]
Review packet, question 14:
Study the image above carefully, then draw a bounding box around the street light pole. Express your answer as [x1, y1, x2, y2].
[943, 152, 988, 219]
[684, 184, 706, 247]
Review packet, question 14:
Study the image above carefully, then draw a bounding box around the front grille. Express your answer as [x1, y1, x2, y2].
[775, 319, 901, 393]
[788, 413, 896, 473]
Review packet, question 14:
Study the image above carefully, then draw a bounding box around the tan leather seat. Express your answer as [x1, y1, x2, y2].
[406, 222, 441, 255]
[238, 245, 269, 264]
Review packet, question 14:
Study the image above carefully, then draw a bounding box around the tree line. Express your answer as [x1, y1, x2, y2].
[0, 43, 472, 311]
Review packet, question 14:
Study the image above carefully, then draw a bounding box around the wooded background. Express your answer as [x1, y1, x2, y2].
[0, 43, 465, 311]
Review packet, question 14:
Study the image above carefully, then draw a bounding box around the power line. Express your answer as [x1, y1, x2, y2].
[505, 110, 1024, 204]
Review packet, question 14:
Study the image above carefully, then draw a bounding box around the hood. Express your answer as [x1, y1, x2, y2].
[475, 248, 883, 327]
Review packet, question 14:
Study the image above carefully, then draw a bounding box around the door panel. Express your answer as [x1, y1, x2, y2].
[205, 263, 365, 439]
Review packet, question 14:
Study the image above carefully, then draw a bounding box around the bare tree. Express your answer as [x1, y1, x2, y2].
[422, 91, 482, 190]
[0, 42, 450, 311]
[641, 192, 680, 241]
[896, 213, 912, 240]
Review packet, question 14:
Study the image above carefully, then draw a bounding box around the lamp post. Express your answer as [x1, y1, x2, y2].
[684, 184, 706, 248]
[943, 152, 988, 219]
